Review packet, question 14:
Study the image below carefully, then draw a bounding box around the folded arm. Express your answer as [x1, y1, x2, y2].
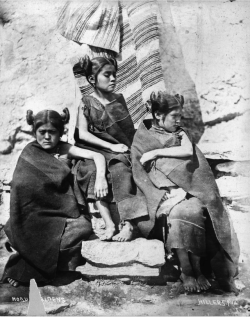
[140, 131, 193, 165]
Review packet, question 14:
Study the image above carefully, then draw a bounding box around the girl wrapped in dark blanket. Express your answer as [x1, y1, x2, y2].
[131, 91, 240, 294]
[1, 108, 108, 287]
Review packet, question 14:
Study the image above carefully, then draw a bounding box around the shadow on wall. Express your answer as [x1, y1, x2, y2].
[0, 2, 10, 25]
[158, 1, 204, 144]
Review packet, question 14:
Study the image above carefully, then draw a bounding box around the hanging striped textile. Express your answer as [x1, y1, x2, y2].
[58, 0, 166, 126]
[57, 0, 120, 53]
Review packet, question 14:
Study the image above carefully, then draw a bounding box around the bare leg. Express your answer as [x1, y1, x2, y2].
[90, 201, 116, 241]
[7, 278, 19, 287]
[176, 249, 200, 292]
[112, 221, 138, 242]
[189, 253, 211, 291]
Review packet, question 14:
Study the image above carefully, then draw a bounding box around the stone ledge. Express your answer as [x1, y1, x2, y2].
[77, 262, 160, 277]
[215, 161, 250, 177]
[216, 176, 250, 201]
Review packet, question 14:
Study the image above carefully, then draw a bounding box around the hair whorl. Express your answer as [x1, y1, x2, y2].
[107, 56, 118, 71]
[73, 55, 92, 77]
[150, 91, 184, 119]
[174, 94, 184, 107]
[27, 109, 70, 137]
[73, 55, 118, 86]
[61, 108, 70, 124]
[26, 110, 34, 125]
[150, 91, 157, 103]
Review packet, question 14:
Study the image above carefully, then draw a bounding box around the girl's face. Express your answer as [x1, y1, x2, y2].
[36, 122, 60, 151]
[156, 107, 182, 132]
[93, 64, 117, 93]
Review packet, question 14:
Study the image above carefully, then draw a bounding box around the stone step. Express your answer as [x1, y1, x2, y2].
[79, 237, 165, 278]
[77, 262, 160, 277]
[81, 238, 165, 268]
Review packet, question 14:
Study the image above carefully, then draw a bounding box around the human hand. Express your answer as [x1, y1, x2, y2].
[94, 176, 109, 198]
[110, 143, 129, 153]
[140, 150, 158, 165]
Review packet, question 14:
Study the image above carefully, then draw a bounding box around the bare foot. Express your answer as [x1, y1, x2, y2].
[112, 221, 135, 242]
[189, 253, 210, 291]
[100, 225, 117, 241]
[180, 273, 200, 293]
[197, 274, 211, 291]
[7, 278, 19, 287]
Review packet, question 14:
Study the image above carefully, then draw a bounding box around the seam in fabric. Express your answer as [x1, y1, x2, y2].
[21, 155, 67, 185]
[105, 114, 132, 129]
[170, 219, 205, 230]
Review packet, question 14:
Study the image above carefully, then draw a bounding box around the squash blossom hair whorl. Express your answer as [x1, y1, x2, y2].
[73, 55, 118, 87]
[26, 108, 70, 137]
[150, 91, 184, 119]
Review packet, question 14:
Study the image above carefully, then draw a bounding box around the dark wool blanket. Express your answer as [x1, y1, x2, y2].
[3, 141, 81, 282]
[131, 120, 239, 265]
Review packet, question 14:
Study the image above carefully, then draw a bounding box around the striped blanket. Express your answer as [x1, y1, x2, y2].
[57, 0, 165, 126]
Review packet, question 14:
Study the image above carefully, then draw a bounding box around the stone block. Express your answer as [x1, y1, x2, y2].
[81, 238, 165, 268]
[79, 238, 165, 278]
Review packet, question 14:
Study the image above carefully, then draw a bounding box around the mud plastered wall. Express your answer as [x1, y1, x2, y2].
[0, 0, 249, 225]
[159, 1, 250, 160]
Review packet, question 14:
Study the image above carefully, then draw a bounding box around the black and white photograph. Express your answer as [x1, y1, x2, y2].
[0, 0, 249, 315]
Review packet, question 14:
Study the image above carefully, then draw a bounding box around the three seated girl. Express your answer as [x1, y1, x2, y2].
[2, 55, 239, 295]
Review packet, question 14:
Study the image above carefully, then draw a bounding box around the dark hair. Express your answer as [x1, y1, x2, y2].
[73, 55, 118, 86]
[26, 108, 70, 137]
[150, 91, 184, 119]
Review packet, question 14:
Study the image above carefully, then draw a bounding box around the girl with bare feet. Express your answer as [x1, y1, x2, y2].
[132, 91, 240, 294]
[1, 109, 107, 287]
[73, 55, 144, 242]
